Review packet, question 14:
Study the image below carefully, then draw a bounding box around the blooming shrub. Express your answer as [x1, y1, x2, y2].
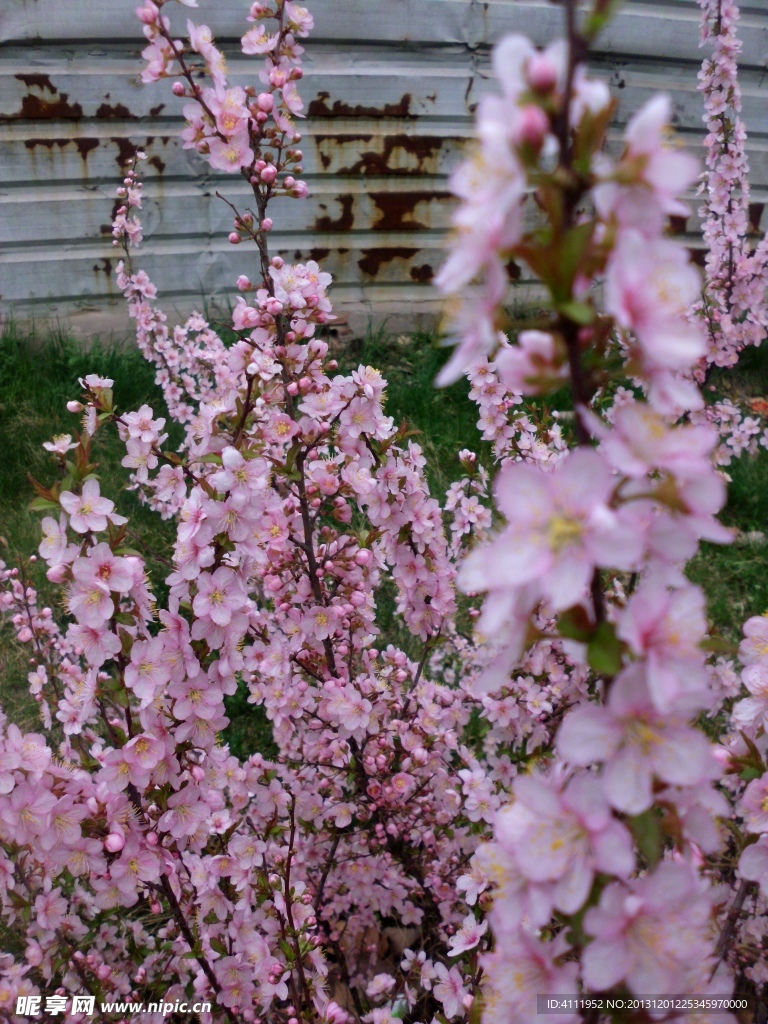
[0, 0, 768, 1022]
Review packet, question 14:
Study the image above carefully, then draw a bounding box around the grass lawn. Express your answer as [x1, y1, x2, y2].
[1, 319, 767, 754]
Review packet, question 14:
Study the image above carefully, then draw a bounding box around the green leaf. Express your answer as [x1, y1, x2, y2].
[29, 496, 58, 512]
[586, 621, 623, 676]
[557, 300, 595, 325]
[700, 636, 737, 655]
[739, 730, 766, 771]
[558, 605, 595, 643]
[629, 808, 663, 868]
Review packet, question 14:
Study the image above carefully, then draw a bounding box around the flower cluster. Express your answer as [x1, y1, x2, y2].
[0, 0, 766, 1022]
[691, 0, 768, 463]
[436, 9, 754, 1021]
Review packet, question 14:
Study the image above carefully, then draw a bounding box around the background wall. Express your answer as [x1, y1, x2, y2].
[1, 0, 767, 338]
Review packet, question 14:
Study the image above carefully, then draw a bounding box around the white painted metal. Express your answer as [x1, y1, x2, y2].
[1, 0, 766, 336]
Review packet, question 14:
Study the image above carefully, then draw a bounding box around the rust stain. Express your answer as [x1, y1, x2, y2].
[313, 134, 446, 177]
[93, 258, 113, 276]
[506, 258, 521, 281]
[22, 135, 99, 161]
[368, 190, 449, 231]
[748, 202, 764, 236]
[358, 246, 418, 277]
[7, 74, 83, 121]
[75, 137, 100, 160]
[149, 103, 166, 117]
[100, 199, 123, 236]
[23, 137, 68, 152]
[148, 154, 166, 174]
[111, 136, 138, 170]
[313, 133, 372, 171]
[95, 101, 137, 120]
[313, 195, 355, 232]
[409, 264, 433, 283]
[307, 91, 415, 120]
[688, 247, 706, 268]
[14, 73, 57, 92]
[668, 214, 689, 235]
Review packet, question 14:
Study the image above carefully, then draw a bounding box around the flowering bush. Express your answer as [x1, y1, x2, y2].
[1, 0, 767, 1022]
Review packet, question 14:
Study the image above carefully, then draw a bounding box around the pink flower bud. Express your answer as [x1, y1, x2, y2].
[237, 275, 252, 291]
[261, 217, 273, 232]
[283, 176, 295, 189]
[354, 549, 371, 566]
[518, 104, 549, 148]
[172, 81, 185, 96]
[104, 833, 125, 853]
[527, 52, 558, 92]
[67, 400, 84, 413]
[260, 165, 278, 184]
[190, 765, 205, 781]
[150, 900, 161, 914]
[228, 232, 242, 244]
[271, 256, 284, 269]
[146, 831, 158, 846]
[257, 92, 274, 112]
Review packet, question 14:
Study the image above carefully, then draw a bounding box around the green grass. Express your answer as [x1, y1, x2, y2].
[2, 320, 768, 749]
[0, 321, 177, 730]
[687, 345, 768, 640]
[344, 328, 493, 494]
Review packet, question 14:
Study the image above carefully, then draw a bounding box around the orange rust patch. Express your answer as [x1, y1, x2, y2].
[368, 190, 450, 231]
[95, 102, 137, 120]
[7, 74, 83, 121]
[409, 264, 434, 283]
[307, 92, 415, 120]
[313, 195, 355, 233]
[358, 247, 419, 277]
[338, 134, 445, 177]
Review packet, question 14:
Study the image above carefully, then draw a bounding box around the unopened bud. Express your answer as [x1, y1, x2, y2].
[527, 52, 559, 93]
[104, 833, 125, 853]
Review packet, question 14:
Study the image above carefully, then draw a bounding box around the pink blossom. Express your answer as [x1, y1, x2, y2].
[557, 664, 717, 813]
[459, 448, 642, 612]
[432, 963, 467, 1020]
[207, 133, 254, 173]
[447, 913, 488, 956]
[124, 636, 171, 705]
[72, 543, 134, 593]
[583, 862, 717, 994]
[495, 773, 634, 914]
[617, 582, 709, 713]
[60, 479, 121, 534]
[606, 231, 705, 371]
[193, 567, 246, 626]
[739, 835, 768, 895]
[739, 615, 768, 665]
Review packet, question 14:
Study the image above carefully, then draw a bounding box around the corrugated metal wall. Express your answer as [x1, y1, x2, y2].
[1, 0, 767, 337]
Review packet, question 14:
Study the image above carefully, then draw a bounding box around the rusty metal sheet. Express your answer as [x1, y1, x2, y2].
[1, 0, 767, 335]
